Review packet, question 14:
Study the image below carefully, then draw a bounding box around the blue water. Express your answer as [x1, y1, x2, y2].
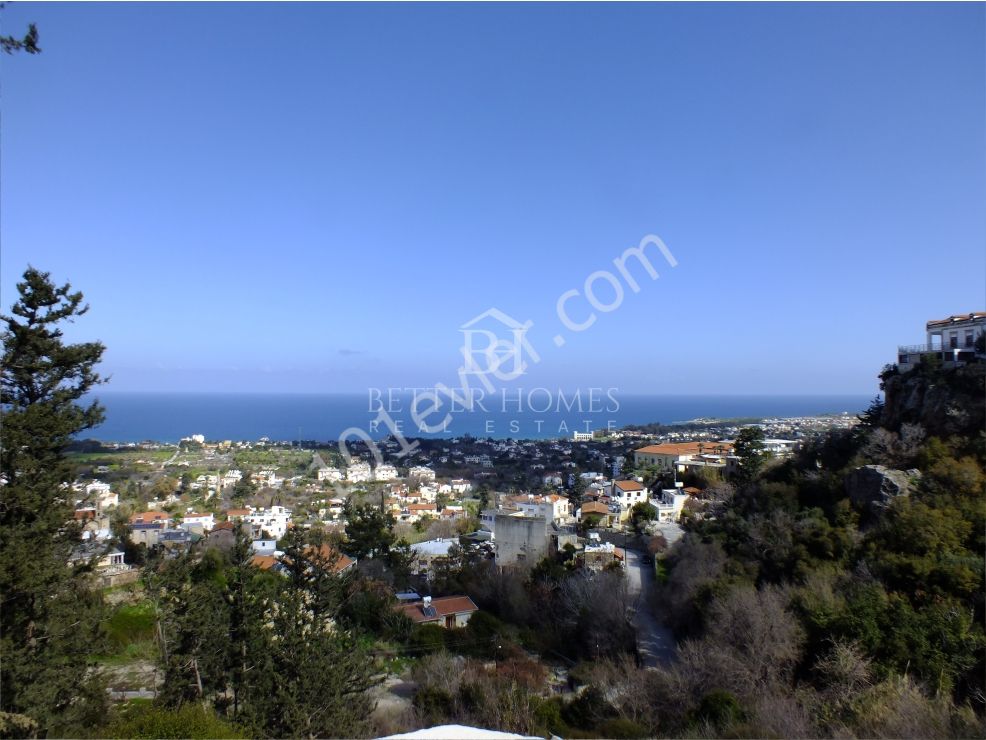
[84, 392, 873, 443]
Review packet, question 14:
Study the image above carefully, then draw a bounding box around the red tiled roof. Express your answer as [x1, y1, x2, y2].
[581, 501, 610, 515]
[399, 596, 478, 624]
[226, 508, 251, 518]
[926, 312, 986, 328]
[130, 511, 169, 524]
[635, 442, 733, 456]
[250, 555, 277, 571]
[614, 480, 643, 491]
[304, 544, 356, 574]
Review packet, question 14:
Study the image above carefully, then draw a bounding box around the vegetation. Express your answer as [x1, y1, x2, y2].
[144, 526, 379, 738]
[0, 268, 109, 735]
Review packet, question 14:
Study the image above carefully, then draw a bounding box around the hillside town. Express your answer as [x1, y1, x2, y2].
[68, 414, 855, 589]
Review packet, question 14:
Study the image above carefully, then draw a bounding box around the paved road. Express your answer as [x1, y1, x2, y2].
[623, 548, 676, 668]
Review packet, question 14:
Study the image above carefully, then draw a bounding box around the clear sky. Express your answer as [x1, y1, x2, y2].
[2, 2, 983, 395]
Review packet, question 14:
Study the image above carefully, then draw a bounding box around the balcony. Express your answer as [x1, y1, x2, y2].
[898, 342, 975, 354]
[898, 344, 941, 354]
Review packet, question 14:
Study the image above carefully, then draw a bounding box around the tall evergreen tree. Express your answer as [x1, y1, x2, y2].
[0, 268, 108, 732]
[733, 426, 767, 485]
[567, 471, 586, 511]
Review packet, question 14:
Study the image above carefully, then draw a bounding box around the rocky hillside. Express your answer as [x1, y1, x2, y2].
[879, 360, 985, 439]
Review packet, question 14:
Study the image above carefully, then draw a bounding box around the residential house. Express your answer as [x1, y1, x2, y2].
[347, 461, 372, 483]
[251, 538, 278, 556]
[375, 464, 399, 481]
[611, 480, 648, 512]
[578, 500, 616, 527]
[493, 514, 576, 567]
[130, 511, 170, 527]
[303, 543, 357, 575]
[634, 441, 734, 472]
[401, 502, 438, 524]
[226, 507, 253, 522]
[180, 511, 215, 533]
[408, 465, 436, 482]
[84, 481, 118, 511]
[254, 469, 279, 488]
[246, 505, 291, 539]
[897, 312, 986, 371]
[650, 488, 692, 523]
[410, 538, 457, 577]
[398, 595, 479, 629]
[317, 467, 344, 482]
[449, 478, 472, 495]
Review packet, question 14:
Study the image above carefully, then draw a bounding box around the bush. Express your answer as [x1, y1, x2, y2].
[100, 704, 246, 739]
[597, 717, 651, 739]
[408, 624, 448, 654]
[692, 689, 745, 729]
[462, 610, 507, 657]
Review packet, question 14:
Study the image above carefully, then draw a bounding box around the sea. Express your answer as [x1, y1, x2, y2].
[82, 392, 874, 444]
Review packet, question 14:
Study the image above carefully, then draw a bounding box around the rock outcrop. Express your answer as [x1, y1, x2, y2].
[845, 464, 920, 514]
[880, 362, 985, 439]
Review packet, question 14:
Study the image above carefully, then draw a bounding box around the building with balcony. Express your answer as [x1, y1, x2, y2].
[897, 312, 985, 371]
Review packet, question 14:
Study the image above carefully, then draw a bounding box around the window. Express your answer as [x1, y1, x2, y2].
[950, 332, 958, 349]
[966, 330, 974, 348]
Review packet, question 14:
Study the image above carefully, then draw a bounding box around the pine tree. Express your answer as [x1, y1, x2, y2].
[0, 268, 108, 732]
[568, 472, 586, 510]
[733, 426, 767, 485]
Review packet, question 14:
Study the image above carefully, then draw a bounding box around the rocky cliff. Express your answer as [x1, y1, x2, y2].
[879, 361, 985, 439]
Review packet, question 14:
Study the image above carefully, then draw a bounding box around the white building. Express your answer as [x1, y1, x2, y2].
[898, 312, 986, 371]
[85, 481, 118, 510]
[318, 467, 344, 482]
[246, 505, 292, 539]
[611, 479, 648, 509]
[347, 461, 372, 483]
[181, 511, 215, 532]
[650, 488, 691, 523]
[375, 464, 399, 481]
[252, 469, 279, 488]
[449, 478, 472, 495]
[410, 538, 458, 576]
[408, 465, 436, 481]
[572, 431, 593, 442]
[221, 470, 243, 488]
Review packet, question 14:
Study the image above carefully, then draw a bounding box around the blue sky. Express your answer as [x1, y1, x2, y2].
[2, 2, 983, 395]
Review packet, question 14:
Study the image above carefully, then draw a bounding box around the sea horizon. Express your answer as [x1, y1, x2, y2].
[83, 391, 875, 444]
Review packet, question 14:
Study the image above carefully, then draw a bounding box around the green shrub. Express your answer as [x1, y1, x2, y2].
[597, 717, 651, 738]
[408, 624, 447, 654]
[692, 689, 745, 729]
[100, 704, 246, 739]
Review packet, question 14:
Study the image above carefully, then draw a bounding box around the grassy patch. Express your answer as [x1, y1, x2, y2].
[102, 601, 157, 651]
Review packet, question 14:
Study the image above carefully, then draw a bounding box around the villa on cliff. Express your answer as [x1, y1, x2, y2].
[897, 312, 985, 371]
